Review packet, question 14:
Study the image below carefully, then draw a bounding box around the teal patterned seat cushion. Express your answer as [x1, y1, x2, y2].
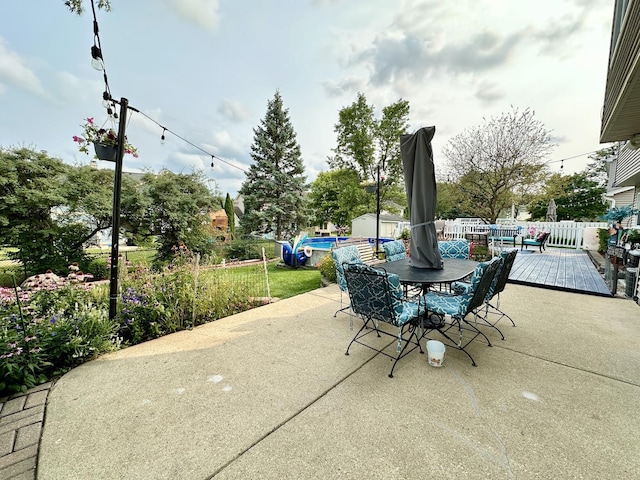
[451, 249, 514, 298]
[438, 239, 470, 259]
[383, 240, 407, 262]
[425, 260, 492, 317]
[331, 246, 362, 292]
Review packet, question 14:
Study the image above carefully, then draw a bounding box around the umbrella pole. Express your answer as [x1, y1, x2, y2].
[375, 163, 381, 256]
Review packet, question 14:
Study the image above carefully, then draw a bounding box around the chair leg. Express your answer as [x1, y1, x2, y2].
[345, 316, 374, 356]
[486, 296, 516, 328]
[388, 324, 423, 378]
[427, 325, 477, 367]
[462, 318, 493, 347]
[479, 303, 505, 340]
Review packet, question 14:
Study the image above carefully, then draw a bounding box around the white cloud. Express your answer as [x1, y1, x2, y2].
[165, 0, 221, 31]
[0, 38, 45, 96]
[217, 99, 250, 123]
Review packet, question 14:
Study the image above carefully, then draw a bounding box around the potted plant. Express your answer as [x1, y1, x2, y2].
[73, 117, 138, 161]
[602, 204, 639, 246]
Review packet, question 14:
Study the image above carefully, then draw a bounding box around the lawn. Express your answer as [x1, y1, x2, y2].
[208, 262, 322, 300]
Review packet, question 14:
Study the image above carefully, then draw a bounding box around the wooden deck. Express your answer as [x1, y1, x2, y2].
[508, 247, 611, 297]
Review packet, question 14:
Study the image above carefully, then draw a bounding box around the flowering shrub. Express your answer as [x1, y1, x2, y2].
[73, 117, 139, 158]
[0, 284, 118, 395]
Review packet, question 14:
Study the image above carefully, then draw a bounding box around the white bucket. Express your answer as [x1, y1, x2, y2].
[426, 340, 445, 367]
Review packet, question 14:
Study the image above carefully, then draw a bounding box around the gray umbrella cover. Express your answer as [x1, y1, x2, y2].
[400, 126, 444, 269]
[546, 198, 557, 222]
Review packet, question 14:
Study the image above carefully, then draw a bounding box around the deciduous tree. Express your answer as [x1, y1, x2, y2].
[442, 107, 553, 223]
[329, 93, 410, 216]
[307, 169, 363, 230]
[65, 0, 111, 14]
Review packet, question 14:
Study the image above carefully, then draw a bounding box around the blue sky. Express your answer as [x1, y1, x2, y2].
[0, 0, 614, 198]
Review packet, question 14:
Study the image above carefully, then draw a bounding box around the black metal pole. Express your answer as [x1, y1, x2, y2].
[375, 163, 380, 256]
[109, 97, 128, 321]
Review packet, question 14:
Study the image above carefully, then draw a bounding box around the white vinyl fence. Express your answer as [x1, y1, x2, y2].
[443, 221, 608, 250]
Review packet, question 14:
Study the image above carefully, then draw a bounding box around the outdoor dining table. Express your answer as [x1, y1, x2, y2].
[375, 257, 478, 290]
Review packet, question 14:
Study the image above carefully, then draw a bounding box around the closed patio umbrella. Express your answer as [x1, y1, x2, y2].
[400, 126, 443, 269]
[546, 198, 557, 222]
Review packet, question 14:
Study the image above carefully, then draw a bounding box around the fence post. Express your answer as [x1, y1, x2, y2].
[262, 247, 271, 303]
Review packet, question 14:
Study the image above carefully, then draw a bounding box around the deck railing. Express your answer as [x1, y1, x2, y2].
[443, 221, 608, 249]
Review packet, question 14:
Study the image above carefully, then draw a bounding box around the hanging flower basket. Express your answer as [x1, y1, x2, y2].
[73, 117, 139, 159]
[93, 142, 118, 162]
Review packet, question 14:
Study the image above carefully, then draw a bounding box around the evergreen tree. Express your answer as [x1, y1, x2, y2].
[239, 91, 308, 240]
[224, 193, 235, 239]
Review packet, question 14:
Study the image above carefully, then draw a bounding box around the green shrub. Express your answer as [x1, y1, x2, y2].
[471, 245, 490, 262]
[316, 253, 336, 283]
[597, 228, 609, 254]
[223, 239, 262, 260]
[86, 257, 109, 280]
[0, 267, 25, 288]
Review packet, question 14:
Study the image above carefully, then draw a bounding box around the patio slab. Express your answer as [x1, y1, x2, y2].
[37, 284, 640, 479]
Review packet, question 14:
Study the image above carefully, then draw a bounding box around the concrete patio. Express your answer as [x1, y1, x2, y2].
[33, 282, 640, 479]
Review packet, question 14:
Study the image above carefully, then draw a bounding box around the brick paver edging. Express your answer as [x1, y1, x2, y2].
[0, 382, 52, 480]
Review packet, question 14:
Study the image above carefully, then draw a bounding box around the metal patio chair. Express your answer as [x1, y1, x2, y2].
[423, 257, 502, 366]
[331, 245, 362, 317]
[343, 262, 426, 378]
[451, 249, 518, 339]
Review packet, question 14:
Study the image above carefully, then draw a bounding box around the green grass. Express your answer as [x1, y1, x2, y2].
[204, 262, 322, 300]
[266, 264, 322, 299]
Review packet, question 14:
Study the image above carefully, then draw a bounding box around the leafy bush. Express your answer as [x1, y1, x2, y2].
[223, 238, 263, 261]
[0, 267, 26, 288]
[597, 228, 609, 254]
[316, 253, 336, 283]
[471, 245, 490, 262]
[86, 256, 109, 280]
[0, 283, 118, 395]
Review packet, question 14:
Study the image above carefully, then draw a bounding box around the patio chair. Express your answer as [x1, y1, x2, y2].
[382, 240, 407, 262]
[451, 249, 518, 339]
[330, 245, 362, 317]
[438, 239, 471, 259]
[521, 231, 550, 253]
[423, 257, 502, 366]
[343, 262, 426, 378]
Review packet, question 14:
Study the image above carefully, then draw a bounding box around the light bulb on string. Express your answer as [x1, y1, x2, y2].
[211, 156, 215, 168]
[160, 128, 166, 145]
[91, 45, 104, 71]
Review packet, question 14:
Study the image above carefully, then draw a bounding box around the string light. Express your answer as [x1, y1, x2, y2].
[90, 44, 104, 71]
[89, 0, 247, 175]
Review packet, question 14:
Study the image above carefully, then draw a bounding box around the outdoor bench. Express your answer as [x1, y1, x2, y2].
[521, 231, 550, 253]
[488, 227, 520, 247]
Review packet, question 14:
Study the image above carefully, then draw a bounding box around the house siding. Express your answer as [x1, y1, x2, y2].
[614, 144, 640, 186]
[601, 0, 640, 142]
[611, 188, 638, 227]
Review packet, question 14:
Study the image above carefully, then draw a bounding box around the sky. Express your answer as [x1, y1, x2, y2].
[0, 0, 615, 198]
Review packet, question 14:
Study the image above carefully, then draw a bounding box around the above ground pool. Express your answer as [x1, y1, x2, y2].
[280, 236, 393, 267]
